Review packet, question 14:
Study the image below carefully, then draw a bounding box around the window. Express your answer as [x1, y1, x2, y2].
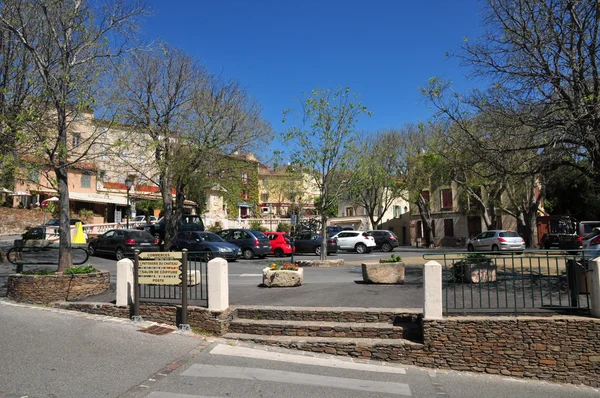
[261, 193, 269, 203]
[72, 133, 81, 148]
[444, 219, 454, 237]
[241, 173, 248, 184]
[441, 189, 453, 210]
[393, 205, 401, 218]
[81, 174, 91, 188]
[421, 190, 430, 202]
[262, 178, 268, 188]
[345, 207, 354, 216]
[28, 169, 40, 183]
[241, 190, 248, 200]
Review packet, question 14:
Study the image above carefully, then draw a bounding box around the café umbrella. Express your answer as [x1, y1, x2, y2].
[41, 197, 59, 226]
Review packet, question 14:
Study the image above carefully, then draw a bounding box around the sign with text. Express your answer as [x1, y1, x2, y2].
[138, 252, 182, 285]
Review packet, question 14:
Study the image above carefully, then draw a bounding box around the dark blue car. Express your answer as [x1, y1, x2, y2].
[170, 231, 240, 261]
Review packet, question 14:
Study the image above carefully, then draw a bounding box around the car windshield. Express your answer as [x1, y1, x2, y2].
[127, 230, 153, 239]
[499, 231, 520, 238]
[251, 230, 267, 239]
[199, 232, 224, 242]
[583, 229, 600, 240]
[134, 216, 145, 221]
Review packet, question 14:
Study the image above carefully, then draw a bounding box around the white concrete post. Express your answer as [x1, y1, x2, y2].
[208, 257, 229, 311]
[589, 258, 600, 318]
[424, 260, 443, 320]
[116, 258, 134, 307]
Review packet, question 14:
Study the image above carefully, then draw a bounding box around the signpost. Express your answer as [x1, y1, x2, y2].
[133, 249, 189, 329]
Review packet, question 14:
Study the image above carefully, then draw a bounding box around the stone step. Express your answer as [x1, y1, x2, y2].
[233, 305, 422, 324]
[222, 333, 424, 362]
[229, 318, 416, 339]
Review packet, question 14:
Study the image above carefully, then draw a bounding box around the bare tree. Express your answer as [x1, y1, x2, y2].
[0, 0, 147, 270]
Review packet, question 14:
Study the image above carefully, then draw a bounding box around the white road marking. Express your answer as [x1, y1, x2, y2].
[182, 364, 412, 396]
[236, 273, 262, 277]
[210, 344, 406, 374]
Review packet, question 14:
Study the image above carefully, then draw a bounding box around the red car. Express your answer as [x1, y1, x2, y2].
[265, 231, 294, 257]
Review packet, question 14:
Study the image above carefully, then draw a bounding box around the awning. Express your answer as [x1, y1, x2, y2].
[237, 202, 253, 208]
[69, 191, 128, 205]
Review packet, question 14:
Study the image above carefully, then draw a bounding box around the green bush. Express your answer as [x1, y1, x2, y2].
[64, 265, 99, 274]
[379, 253, 403, 263]
[276, 222, 291, 233]
[249, 220, 267, 232]
[208, 221, 223, 233]
[78, 209, 95, 220]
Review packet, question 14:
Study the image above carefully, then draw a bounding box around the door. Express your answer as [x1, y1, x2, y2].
[190, 232, 206, 251]
[336, 232, 356, 249]
[113, 230, 125, 250]
[97, 230, 115, 253]
[294, 232, 311, 253]
[471, 232, 486, 250]
[479, 231, 496, 250]
[174, 232, 191, 250]
[368, 231, 383, 247]
[230, 230, 251, 248]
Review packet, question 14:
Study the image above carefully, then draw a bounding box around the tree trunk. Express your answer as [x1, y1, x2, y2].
[320, 212, 327, 261]
[416, 195, 433, 247]
[55, 164, 72, 272]
[160, 172, 174, 250]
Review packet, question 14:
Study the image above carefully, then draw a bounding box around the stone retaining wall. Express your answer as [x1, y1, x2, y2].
[7, 272, 110, 304]
[58, 302, 231, 335]
[420, 316, 600, 387]
[235, 306, 421, 323]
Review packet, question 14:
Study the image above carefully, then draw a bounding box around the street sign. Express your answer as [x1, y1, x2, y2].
[139, 251, 182, 259]
[138, 252, 182, 285]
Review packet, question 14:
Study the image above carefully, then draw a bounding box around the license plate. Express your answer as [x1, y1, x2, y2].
[140, 243, 151, 246]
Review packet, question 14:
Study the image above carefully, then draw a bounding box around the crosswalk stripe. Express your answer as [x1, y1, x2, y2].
[181, 364, 412, 396]
[210, 344, 406, 374]
[147, 393, 220, 398]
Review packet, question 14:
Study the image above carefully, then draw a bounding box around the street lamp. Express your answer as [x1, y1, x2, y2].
[125, 177, 133, 228]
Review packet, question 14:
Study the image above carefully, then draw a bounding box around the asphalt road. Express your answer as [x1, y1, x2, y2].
[2, 300, 598, 398]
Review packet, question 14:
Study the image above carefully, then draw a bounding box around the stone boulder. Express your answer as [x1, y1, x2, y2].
[362, 262, 405, 284]
[262, 267, 304, 287]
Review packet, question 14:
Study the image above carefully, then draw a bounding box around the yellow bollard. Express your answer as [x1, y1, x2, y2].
[73, 221, 87, 244]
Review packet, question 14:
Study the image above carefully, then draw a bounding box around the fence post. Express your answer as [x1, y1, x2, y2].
[208, 257, 229, 311]
[424, 260, 443, 320]
[589, 258, 600, 318]
[116, 258, 134, 307]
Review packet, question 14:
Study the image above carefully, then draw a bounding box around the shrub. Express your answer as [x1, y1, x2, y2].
[208, 221, 223, 233]
[78, 209, 95, 221]
[379, 254, 403, 263]
[249, 220, 267, 232]
[64, 265, 99, 274]
[276, 222, 291, 233]
[268, 261, 300, 271]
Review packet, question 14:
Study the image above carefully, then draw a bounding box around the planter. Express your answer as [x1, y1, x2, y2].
[361, 261, 405, 284]
[295, 259, 344, 268]
[262, 267, 304, 287]
[7, 271, 110, 304]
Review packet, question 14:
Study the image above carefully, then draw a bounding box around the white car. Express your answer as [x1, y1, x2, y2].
[467, 230, 525, 252]
[332, 230, 376, 254]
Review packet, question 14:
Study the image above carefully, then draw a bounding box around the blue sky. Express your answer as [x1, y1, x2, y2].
[144, 0, 484, 160]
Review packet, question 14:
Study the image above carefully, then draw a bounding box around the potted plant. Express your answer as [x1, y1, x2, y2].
[362, 254, 405, 284]
[262, 260, 303, 287]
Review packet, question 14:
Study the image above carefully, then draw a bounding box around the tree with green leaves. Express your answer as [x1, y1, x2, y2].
[0, 0, 147, 271]
[350, 130, 405, 230]
[283, 86, 371, 259]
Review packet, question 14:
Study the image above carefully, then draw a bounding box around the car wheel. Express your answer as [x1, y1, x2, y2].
[205, 251, 213, 261]
[115, 248, 125, 261]
[467, 244, 474, 252]
[274, 248, 285, 257]
[242, 248, 255, 259]
[381, 242, 393, 252]
[315, 246, 322, 256]
[88, 244, 96, 256]
[356, 243, 367, 254]
[491, 244, 499, 251]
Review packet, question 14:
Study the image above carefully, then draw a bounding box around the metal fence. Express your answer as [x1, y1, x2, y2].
[423, 250, 593, 315]
[6, 245, 89, 272]
[138, 251, 209, 307]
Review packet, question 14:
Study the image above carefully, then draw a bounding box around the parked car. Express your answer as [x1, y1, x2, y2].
[540, 232, 581, 252]
[44, 218, 85, 226]
[467, 230, 525, 252]
[170, 231, 240, 261]
[22, 226, 45, 240]
[139, 214, 204, 244]
[216, 229, 271, 259]
[293, 231, 338, 255]
[332, 231, 376, 253]
[134, 215, 157, 223]
[366, 230, 400, 252]
[326, 226, 343, 237]
[88, 229, 159, 260]
[265, 231, 294, 257]
[582, 228, 600, 258]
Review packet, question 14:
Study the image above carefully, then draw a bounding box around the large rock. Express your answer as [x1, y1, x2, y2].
[262, 267, 304, 287]
[295, 259, 344, 268]
[362, 262, 405, 284]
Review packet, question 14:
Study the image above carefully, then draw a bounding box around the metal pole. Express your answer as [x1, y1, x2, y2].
[181, 249, 188, 327]
[126, 188, 130, 229]
[133, 250, 140, 318]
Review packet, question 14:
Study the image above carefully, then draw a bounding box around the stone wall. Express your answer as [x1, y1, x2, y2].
[7, 272, 110, 304]
[58, 302, 231, 335]
[234, 306, 420, 323]
[421, 316, 600, 387]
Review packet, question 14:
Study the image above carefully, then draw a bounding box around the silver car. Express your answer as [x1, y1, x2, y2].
[467, 230, 525, 252]
[582, 227, 600, 258]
